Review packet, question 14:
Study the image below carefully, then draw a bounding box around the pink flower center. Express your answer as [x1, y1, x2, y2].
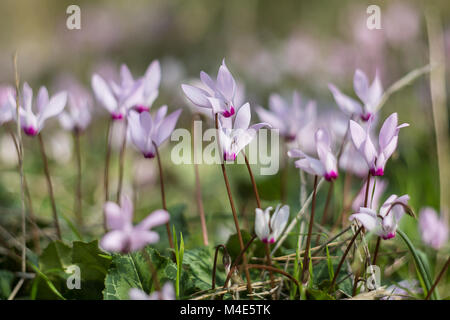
[23, 126, 38, 136]
[262, 238, 268, 243]
[143, 152, 155, 159]
[222, 106, 235, 118]
[370, 167, 384, 176]
[285, 134, 296, 142]
[324, 171, 338, 181]
[224, 151, 237, 161]
[360, 113, 372, 122]
[382, 232, 395, 240]
[269, 238, 275, 244]
[134, 105, 149, 113]
[111, 112, 124, 120]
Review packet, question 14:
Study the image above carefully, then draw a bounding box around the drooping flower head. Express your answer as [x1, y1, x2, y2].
[129, 283, 175, 300]
[92, 60, 161, 119]
[128, 106, 182, 159]
[256, 91, 317, 142]
[182, 59, 237, 118]
[349, 112, 409, 176]
[350, 194, 411, 240]
[288, 128, 338, 181]
[100, 195, 169, 253]
[419, 207, 449, 250]
[14, 83, 67, 136]
[217, 103, 269, 161]
[59, 81, 93, 133]
[255, 205, 290, 244]
[329, 69, 383, 121]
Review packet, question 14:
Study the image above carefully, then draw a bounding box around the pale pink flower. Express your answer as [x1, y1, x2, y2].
[419, 207, 449, 250]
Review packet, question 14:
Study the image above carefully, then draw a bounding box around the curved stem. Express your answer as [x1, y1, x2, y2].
[223, 234, 257, 290]
[364, 172, 371, 208]
[73, 130, 83, 227]
[116, 119, 128, 202]
[212, 244, 229, 290]
[329, 226, 362, 291]
[153, 142, 174, 249]
[301, 175, 318, 283]
[425, 256, 450, 300]
[38, 133, 61, 240]
[215, 114, 253, 296]
[247, 264, 300, 289]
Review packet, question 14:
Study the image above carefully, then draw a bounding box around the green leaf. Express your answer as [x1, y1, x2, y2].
[305, 288, 336, 300]
[225, 230, 252, 261]
[32, 240, 111, 300]
[182, 247, 217, 293]
[103, 247, 175, 300]
[397, 229, 438, 300]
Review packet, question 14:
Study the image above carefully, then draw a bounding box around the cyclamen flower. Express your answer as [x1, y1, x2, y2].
[92, 61, 160, 119]
[217, 103, 269, 161]
[349, 113, 409, 176]
[59, 84, 92, 132]
[0, 86, 15, 125]
[329, 69, 383, 121]
[182, 60, 237, 118]
[419, 207, 448, 250]
[100, 195, 169, 253]
[128, 106, 182, 158]
[288, 129, 338, 181]
[15, 83, 67, 136]
[129, 283, 175, 300]
[255, 205, 290, 244]
[256, 91, 316, 142]
[350, 194, 410, 240]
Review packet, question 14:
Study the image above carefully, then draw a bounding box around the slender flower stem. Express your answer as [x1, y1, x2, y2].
[316, 181, 334, 244]
[7, 126, 40, 253]
[264, 243, 276, 295]
[243, 152, 275, 292]
[215, 114, 253, 296]
[153, 142, 174, 249]
[329, 226, 362, 291]
[116, 119, 128, 202]
[301, 175, 318, 283]
[13, 53, 27, 273]
[192, 114, 208, 246]
[372, 238, 381, 265]
[364, 171, 372, 208]
[243, 153, 261, 208]
[38, 133, 61, 240]
[103, 117, 113, 231]
[212, 244, 228, 290]
[425, 255, 450, 300]
[73, 130, 83, 227]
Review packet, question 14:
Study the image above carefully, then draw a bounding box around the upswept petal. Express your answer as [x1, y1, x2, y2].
[92, 74, 118, 113]
[181, 84, 211, 108]
[137, 209, 170, 231]
[328, 84, 362, 115]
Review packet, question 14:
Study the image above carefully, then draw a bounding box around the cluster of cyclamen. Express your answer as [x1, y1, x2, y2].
[182, 60, 291, 244]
